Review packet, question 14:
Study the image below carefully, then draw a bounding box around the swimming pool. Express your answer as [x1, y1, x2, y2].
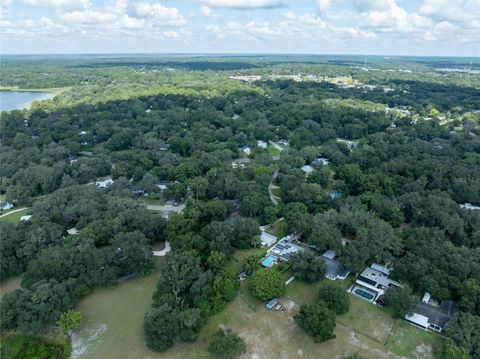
[261, 255, 277, 267]
[353, 287, 375, 301]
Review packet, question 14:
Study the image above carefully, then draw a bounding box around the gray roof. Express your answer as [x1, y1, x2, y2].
[413, 301, 458, 329]
[323, 257, 349, 279]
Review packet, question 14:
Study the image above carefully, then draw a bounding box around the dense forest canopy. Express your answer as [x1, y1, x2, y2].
[1, 55, 479, 358]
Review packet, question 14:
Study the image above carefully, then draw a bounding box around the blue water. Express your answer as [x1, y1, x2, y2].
[0, 90, 52, 112]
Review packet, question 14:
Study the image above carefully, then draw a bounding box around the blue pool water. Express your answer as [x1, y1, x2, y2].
[261, 255, 277, 267]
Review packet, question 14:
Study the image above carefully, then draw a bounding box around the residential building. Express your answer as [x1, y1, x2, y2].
[96, 179, 114, 189]
[260, 231, 277, 247]
[349, 263, 401, 304]
[405, 293, 458, 332]
[322, 250, 350, 280]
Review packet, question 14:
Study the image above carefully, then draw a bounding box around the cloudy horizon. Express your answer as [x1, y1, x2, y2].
[1, 0, 479, 56]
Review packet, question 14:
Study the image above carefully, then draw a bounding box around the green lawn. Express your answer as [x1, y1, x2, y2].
[142, 197, 166, 206]
[0, 208, 29, 223]
[267, 147, 281, 156]
[72, 255, 442, 359]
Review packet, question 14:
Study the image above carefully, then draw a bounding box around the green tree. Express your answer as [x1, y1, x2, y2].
[290, 251, 326, 283]
[208, 328, 246, 359]
[249, 268, 285, 301]
[294, 302, 336, 343]
[441, 339, 472, 359]
[242, 254, 263, 275]
[57, 310, 83, 334]
[144, 305, 178, 352]
[318, 281, 350, 314]
[384, 285, 416, 319]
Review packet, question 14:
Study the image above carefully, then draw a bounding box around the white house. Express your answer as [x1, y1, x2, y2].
[260, 231, 277, 247]
[20, 215, 32, 222]
[257, 140, 268, 149]
[460, 203, 480, 210]
[301, 165, 314, 175]
[96, 179, 114, 189]
[349, 263, 401, 304]
[67, 228, 79, 235]
[0, 202, 14, 211]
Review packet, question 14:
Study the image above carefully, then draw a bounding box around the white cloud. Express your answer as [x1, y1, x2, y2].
[21, 0, 89, 10]
[131, 2, 186, 26]
[60, 10, 116, 25]
[200, 6, 212, 16]
[203, 0, 285, 9]
[419, 0, 480, 23]
[163, 30, 178, 38]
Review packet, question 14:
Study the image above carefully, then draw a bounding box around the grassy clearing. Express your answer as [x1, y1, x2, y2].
[142, 197, 167, 206]
[73, 252, 441, 359]
[0, 208, 29, 223]
[0, 276, 22, 297]
[386, 320, 443, 359]
[267, 147, 281, 156]
[0, 334, 71, 359]
[337, 296, 396, 344]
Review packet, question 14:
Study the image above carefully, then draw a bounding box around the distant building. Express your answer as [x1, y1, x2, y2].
[336, 138, 359, 150]
[96, 179, 114, 189]
[20, 215, 32, 222]
[260, 231, 277, 247]
[314, 157, 330, 166]
[239, 145, 251, 156]
[301, 165, 314, 175]
[460, 203, 480, 210]
[322, 250, 350, 281]
[79, 130, 88, 135]
[0, 202, 14, 211]
[257, 140, 268, 149]
[278, 139, 289, 146]
[349, 263, 401, 304]
[67, 228, 79, 235]
[405, 293, 458, 332]
[156, 184, 168, 191]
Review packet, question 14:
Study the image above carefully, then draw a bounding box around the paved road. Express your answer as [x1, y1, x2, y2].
[152, 241, 171, 256]
[268, 141, 284, 152]
[0, 207, 27, 218]
[268, 169, 280, 205]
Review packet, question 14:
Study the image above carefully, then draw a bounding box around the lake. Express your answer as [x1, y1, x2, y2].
[0, 90, 53, 111]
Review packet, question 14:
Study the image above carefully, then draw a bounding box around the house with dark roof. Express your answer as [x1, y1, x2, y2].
[322, 250, 350, 281]
[405, 293, 458, 332]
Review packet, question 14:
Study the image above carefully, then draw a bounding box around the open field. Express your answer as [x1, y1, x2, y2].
[0, 208, 29, 223]
[72, 252, 442, 359]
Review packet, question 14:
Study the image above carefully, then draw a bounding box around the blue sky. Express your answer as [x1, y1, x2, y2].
[1, 0, 479, 55]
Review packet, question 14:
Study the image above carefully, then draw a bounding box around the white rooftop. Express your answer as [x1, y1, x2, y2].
[20, 215, 32, 221]
[261, 231, 277, 246]
[322, 250, 336, 260]
[67, 228, 79, 235]
[257, 140, 268, 149]
[460, 203, 480, 210]
[96, 179, 114, 188]
[370, 263, 391, 276]
[301, 165, 314, 174]
[405, 313, 429, 329]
